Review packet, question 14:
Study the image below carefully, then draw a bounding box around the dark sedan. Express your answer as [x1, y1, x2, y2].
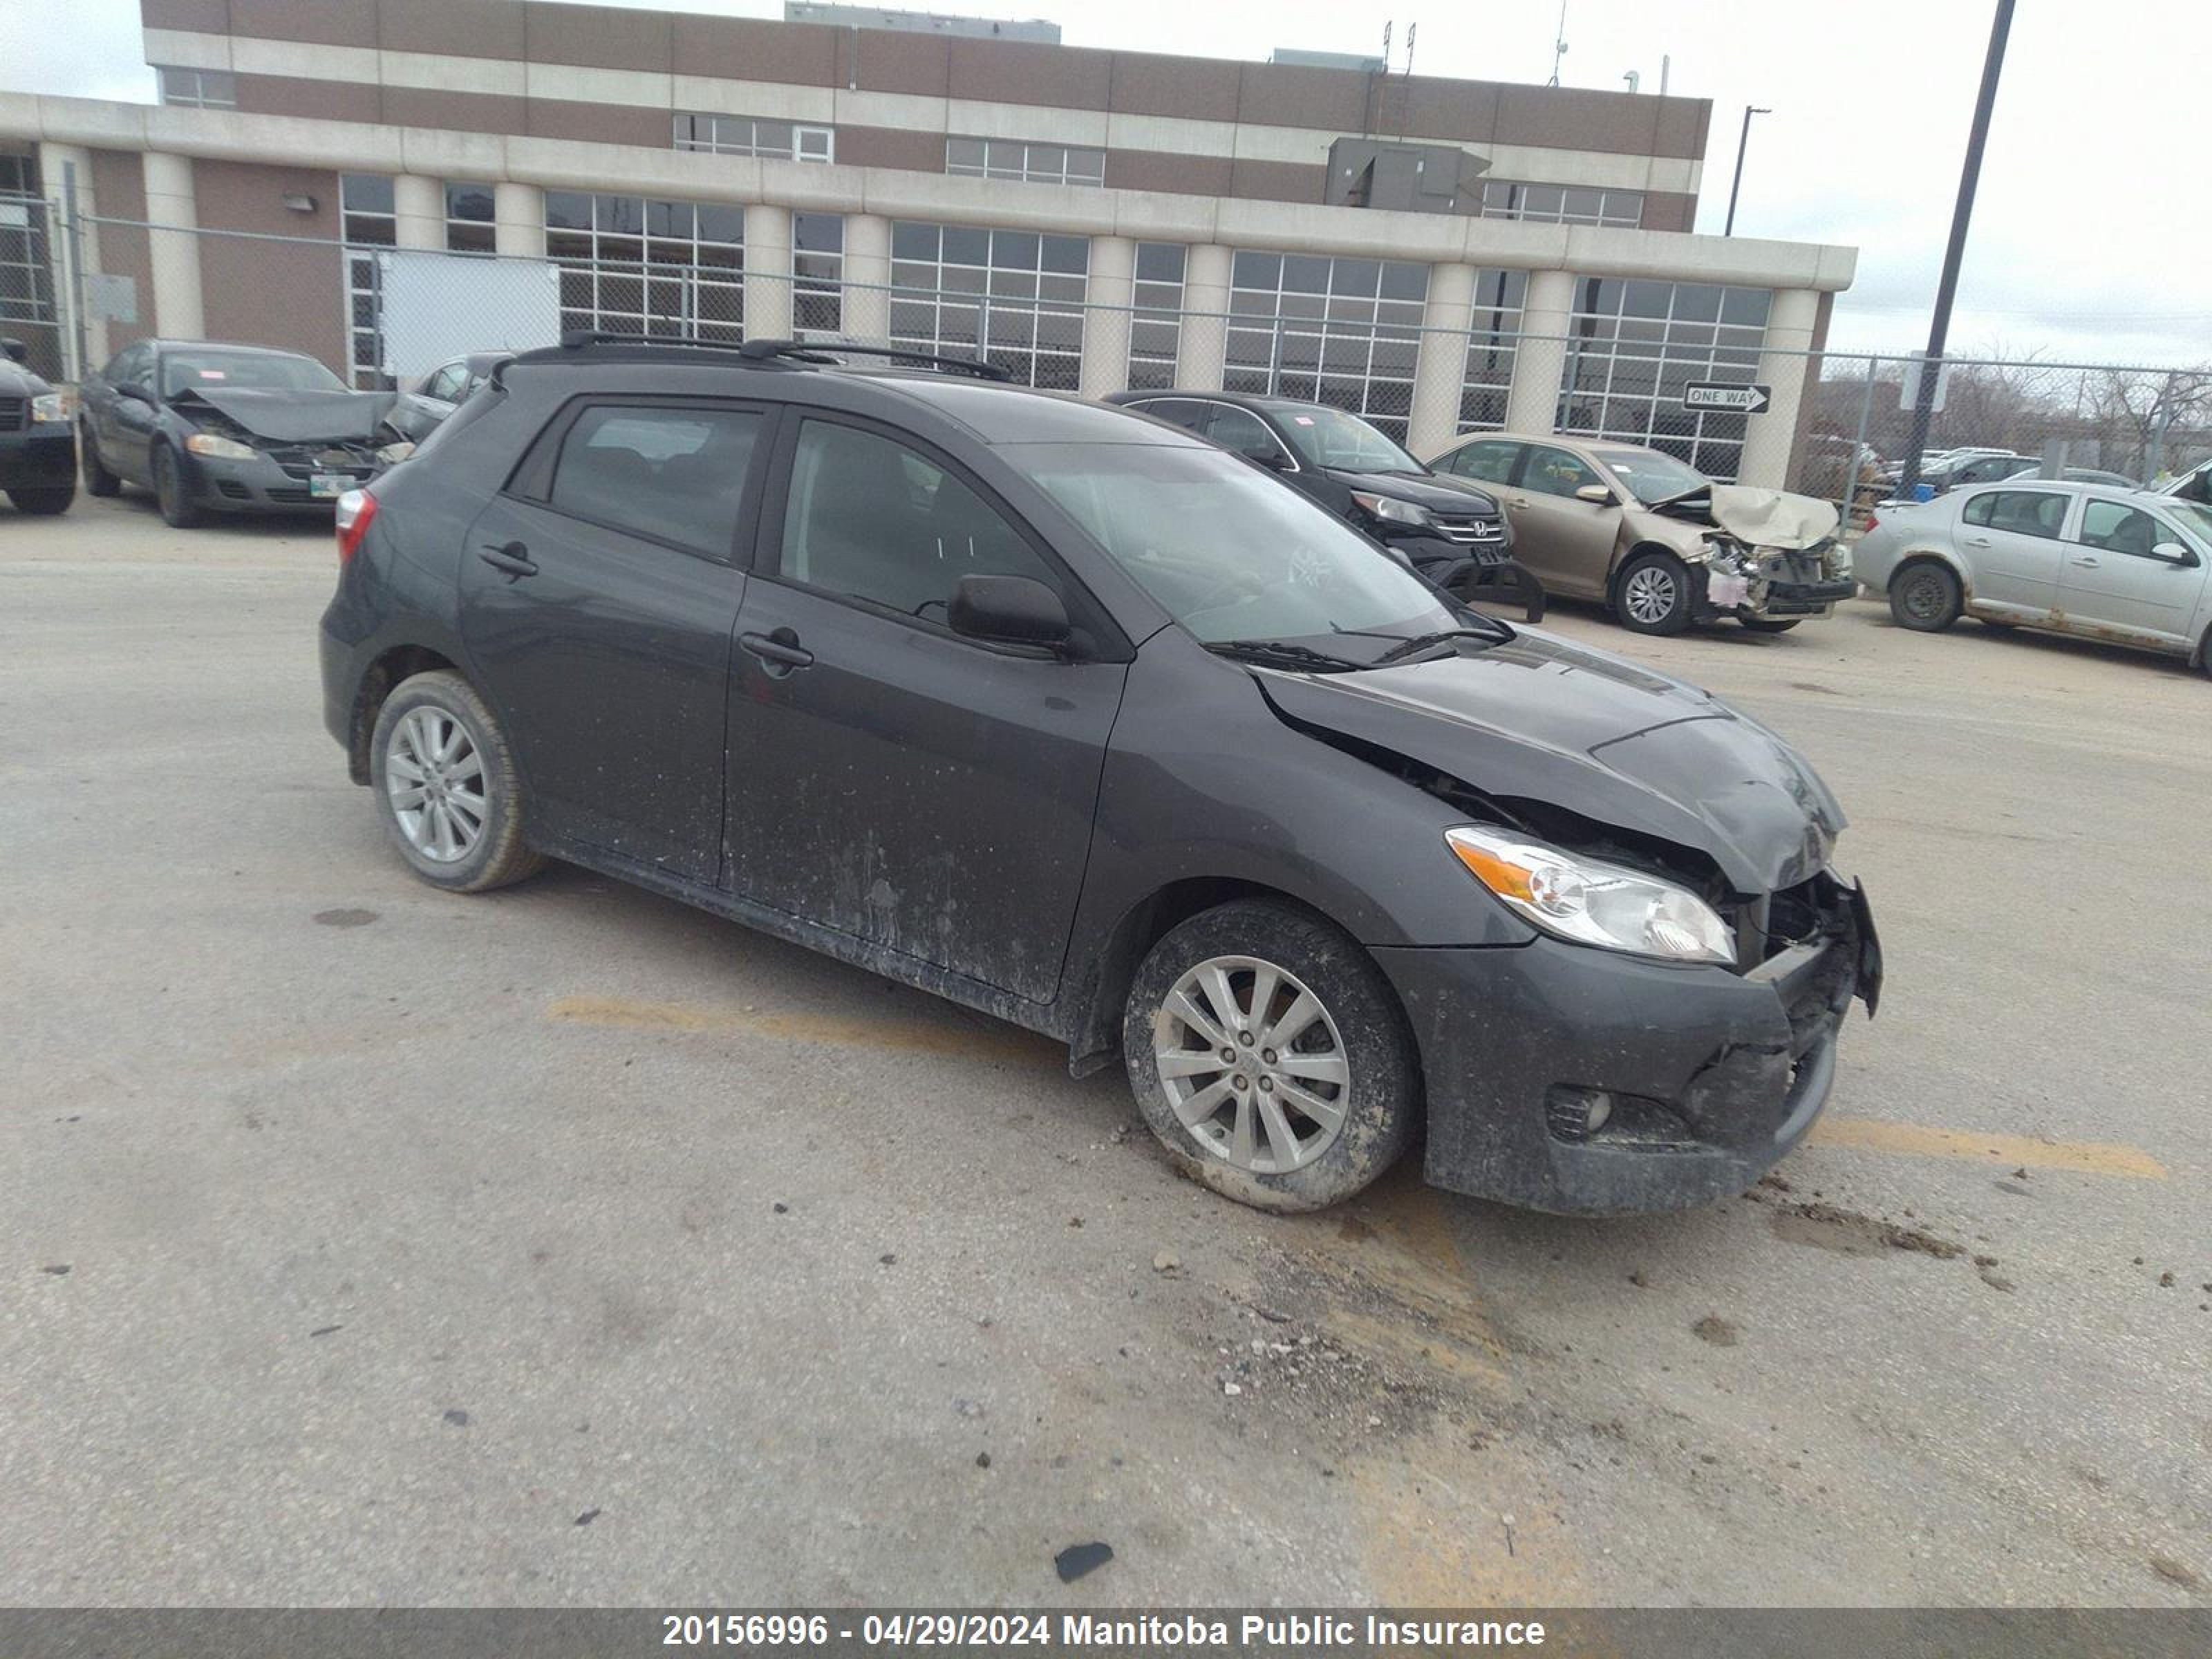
[0, 337, 77, 515]
[77, 339, 411, 527]
[1105, 390, 1542, 617]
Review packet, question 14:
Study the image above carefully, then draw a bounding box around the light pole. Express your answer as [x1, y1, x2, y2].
[1899, 0, 2016, 498]
[1723, 104, 1771, 236]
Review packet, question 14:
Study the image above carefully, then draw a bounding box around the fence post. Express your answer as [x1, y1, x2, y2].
[1267, 314, 1284, 395]
[1846, 360, 1877, 528]
[57, 185, 88, 383]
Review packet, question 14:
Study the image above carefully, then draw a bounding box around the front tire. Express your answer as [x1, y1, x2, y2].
[1122, 899, 1418, 1212]
[368, 671, 545, 893]
[81, 424, 120, 496]
[1888, 560, 1962, 632]
[151, 442, 202, 528]
[1614, 550, 1694, 635]
[7, 485, 74, 515]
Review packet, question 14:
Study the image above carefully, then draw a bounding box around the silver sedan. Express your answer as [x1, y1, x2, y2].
[1853, 478, 2212, 675]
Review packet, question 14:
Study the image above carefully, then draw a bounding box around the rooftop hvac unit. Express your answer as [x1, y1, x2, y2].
[1325, 138, 1490, 215]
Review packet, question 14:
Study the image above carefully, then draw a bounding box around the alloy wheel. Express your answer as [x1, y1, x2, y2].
[384, 706, 489, 863]
[1622, 563, 1679, 626]
[1152, 954, 1351, 1174]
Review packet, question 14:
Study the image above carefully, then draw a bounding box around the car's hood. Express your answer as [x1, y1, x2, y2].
[1328, 468, 1501, 514]
[1705, 486, 1840, 549]
[0, 362, 50, 397]
[1257, 628, 1844, 892]
[174, 386, 397, 442]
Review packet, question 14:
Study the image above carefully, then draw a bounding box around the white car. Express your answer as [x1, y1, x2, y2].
[1854, 479, 2212, 675]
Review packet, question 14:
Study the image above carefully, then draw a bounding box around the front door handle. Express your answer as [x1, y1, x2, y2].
[740, 627, 814, 677]
[2071, 555, 2100, 568]
[478, 541, 537, 579]
[1962, 536, 1992, 547]
[1510, 498, 1531, 509]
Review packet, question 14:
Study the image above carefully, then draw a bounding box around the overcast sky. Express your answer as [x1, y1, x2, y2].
[6, 0, 2206, 366]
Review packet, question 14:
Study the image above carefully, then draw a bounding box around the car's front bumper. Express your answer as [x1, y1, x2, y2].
[0, 425, 78, 490]
[1376, 874, 1880, 1215]
[181, 450, 374, 512]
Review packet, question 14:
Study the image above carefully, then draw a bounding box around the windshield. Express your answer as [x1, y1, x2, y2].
[1591, 447, 1709, 504]
[1273, 405, 1423, 475]
[1013, 442, 1456, 648]
[162, 350, 347, 400]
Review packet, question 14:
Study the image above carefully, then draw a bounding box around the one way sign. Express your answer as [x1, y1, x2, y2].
[1682, 381, 1772, 414]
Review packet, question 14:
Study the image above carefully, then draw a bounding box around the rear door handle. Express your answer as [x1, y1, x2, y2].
[1510, 498, 1531, 509]
[478, 541, 537, 579]
[740, 628, 814, 675]
[2070, 556, 2100, 568]
[1962, 536, 1992, 547]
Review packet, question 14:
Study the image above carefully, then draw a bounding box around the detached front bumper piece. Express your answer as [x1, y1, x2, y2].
[1377, 874, 1880, 1215]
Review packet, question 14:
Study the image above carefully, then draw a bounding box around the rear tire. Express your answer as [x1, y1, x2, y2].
[368, 671, 545, 894]
[151, 442, 202, 529]
[1614, 550, 1694, 636]
[1122, 899, 1418, 1212]
[6, 485, 73, 515]
[81, 424, 121, 496]
[1888, 560, 1962, 632]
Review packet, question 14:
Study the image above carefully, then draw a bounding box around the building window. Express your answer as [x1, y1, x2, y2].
[445, 181, 495, 254]
[1557, 279, 1772, 480]
[340, 174, 397, 388]
[545, 191, 745, 342]
[1458, 270, 1528, 434]
[1480, 181, 1644, 228]
[1127, 243, 1185, 390]
[889, 222, 1087, 389]
[945, 137, 1105, 187]
[794, 212, 843, 337]
[156, 66, 238, 110]
[1224, 252, 1427, 442]
[675, 115, 834, 163]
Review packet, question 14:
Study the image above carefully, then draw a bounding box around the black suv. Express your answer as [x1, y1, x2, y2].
[0, 337, 77, 516]
[321, 337, 1880, 1216]
[1105, 390, 1540, 617]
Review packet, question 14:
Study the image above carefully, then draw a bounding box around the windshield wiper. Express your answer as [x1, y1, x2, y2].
[1206, 639, 1371, 673]
[1374, 624, 1513, 664]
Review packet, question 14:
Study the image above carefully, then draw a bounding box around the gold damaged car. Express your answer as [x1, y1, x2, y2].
[1423, 432, 1857, 636]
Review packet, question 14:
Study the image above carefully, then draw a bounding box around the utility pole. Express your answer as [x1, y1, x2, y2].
[1723, 105, 1770, 236]
[1900, 0, 2016, 498]
[1547, 2, 1567, 86]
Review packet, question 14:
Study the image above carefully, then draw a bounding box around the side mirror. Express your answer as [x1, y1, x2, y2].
[0, 338, 26, 364]
[949, 573, 1071, 648]
[1575, 482, 1616, 506]
[2150, 541, 2194, 565]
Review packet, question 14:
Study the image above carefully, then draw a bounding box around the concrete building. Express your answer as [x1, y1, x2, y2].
[0, 0, 1855, 482]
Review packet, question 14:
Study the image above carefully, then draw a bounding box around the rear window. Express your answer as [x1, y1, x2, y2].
[545, 404, 761, 559]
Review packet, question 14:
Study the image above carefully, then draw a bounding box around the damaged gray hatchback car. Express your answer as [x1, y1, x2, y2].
[320, 337, 1881, 1215]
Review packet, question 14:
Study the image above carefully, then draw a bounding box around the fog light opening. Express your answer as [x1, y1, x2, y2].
[1545, 1085, 1615, 1143]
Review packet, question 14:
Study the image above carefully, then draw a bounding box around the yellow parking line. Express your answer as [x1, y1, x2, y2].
[543, 994, 1053, 1065]
[1808, 1116, 2167, 1180]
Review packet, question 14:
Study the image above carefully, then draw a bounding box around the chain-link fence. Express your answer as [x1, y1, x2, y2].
[0, 191, 65, 381]
[48, 212, 2212, 529]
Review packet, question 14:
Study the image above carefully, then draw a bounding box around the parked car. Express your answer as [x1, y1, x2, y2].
[321, 335, 1880, 1216]
[386, 351, 511, 444]
[1424, 431, 1855, 635]
[2159, 457, 2211, 507]
[2061, 467, 2139, 489]
[77, 339, 413, 527]
[0, 337, 77, 516]
[1103, 389, 1541, 617]
[1855, 479, 2212, 674]
[1920, 451, 2036, 494]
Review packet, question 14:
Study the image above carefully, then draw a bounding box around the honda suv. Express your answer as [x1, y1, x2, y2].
[321, 337, 1880, 1216]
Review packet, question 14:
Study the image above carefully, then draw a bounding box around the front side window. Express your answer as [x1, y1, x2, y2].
[1203, 405, 1290, 466]
[1964, 489, 2065, 539]
[778, 421, 1056, 622]
[1522, 446, 1604, 500]
[1015, 442, 1452, 646]
[2075, 500, 2165, 558]
[546, 404, 761, 559]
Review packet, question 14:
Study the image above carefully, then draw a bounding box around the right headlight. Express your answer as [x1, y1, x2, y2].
[1444, 825, 1735, 965]
[185, 432, 259, 461]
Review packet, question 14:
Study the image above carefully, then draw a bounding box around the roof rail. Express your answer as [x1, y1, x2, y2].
[737, 338, 1011, 382]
